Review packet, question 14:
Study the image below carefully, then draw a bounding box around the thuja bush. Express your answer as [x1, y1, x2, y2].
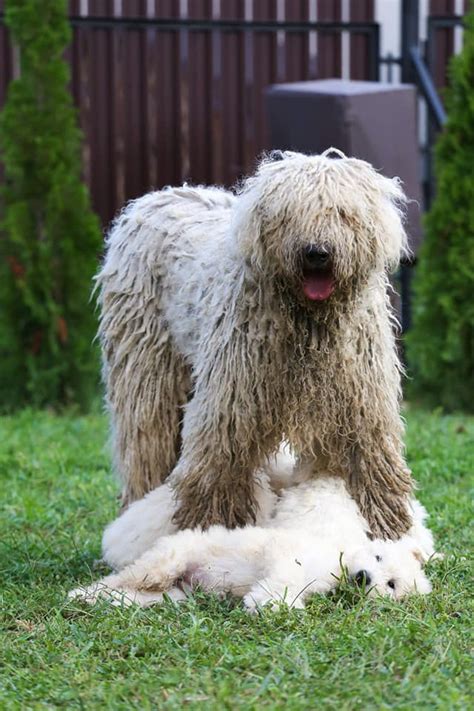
[407, 10, 474, 412]
[0, 0, 102, 410]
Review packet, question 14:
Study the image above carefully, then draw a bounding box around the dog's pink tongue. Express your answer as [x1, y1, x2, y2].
[303, 273, 334, 301]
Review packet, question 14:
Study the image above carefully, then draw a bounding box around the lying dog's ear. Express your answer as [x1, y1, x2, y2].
[412, 548, 426, 566]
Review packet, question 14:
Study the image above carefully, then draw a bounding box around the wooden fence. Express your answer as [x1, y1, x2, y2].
[0, 0, 468, 227]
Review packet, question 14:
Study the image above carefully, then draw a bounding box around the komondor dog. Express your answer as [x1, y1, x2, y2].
[97, 148, 413, 539]
[69, 462, 435, 610]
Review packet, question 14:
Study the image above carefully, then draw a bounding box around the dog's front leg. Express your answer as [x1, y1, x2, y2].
[168, 294, 283, 531]
[344, 357, 413, 538]
[348, 435, 413, 540]
[331, 301, 414, 540]
[170, 411, 268, 530]
[170, 364, 278, 530]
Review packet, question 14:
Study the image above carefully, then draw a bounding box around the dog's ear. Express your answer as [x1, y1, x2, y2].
[412, 548, 427, 566]
[232, 177, 266, 271]
[234, 154, 295, 271]
[262, 149, 302, 165]
[428, 551, 444, 563]
[373, 173, 411, 270]
[268, 149, 286, 162]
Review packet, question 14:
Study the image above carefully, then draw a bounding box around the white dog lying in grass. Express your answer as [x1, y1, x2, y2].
[70, 455, 436, 610]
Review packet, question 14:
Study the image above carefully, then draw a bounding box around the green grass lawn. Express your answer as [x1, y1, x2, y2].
[1, 407, 473, 710]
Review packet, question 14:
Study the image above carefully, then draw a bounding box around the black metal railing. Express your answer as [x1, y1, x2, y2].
[402, 3, 466, 203]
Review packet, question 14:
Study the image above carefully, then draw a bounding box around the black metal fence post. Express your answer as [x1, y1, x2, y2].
[399, 0, 420, 333]
[401, 0, 419, 84]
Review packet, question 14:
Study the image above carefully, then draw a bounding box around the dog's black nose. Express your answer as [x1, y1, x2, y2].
[303, 246, 331, 270]
[354, 570, 372, 587]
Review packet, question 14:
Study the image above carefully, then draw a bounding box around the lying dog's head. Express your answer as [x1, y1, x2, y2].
[235, 149, 409, 311]
[346, 538, 432, 599]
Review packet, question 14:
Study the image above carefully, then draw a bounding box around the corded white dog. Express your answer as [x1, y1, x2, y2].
[70, 454, 436, 610]
[97, 148, 415, 540]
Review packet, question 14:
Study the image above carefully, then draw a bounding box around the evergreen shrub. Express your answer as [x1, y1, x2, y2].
[407, 10, 474, 412]
[0, 0, 102, 410]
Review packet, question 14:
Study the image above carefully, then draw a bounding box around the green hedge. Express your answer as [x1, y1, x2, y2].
[407, 9, 474, 412]
[0, 0, 102, 411]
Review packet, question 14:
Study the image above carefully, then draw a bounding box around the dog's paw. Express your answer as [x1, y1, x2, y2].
[243, 589, 305, 613]
[68, 582, 138, 606]
[68, 582, 187, 608]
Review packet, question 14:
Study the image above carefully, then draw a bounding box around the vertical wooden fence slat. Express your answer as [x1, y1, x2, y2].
[220, 0, 245, 183]
[241, 2, 255, 173]
[111, 26, 126, 214]
[135, 1, 153, 195]
[122, 0, 143, 14]
[89, 0, 115, 15]
[209, 0, 224, 185]
[349, 0, 374, 80]
[152, 1, 181, 188]
[178, 3, 190, 181]
[252, 1, 279, 161]
[144, 1, 159, 190]
[285, 1, 311, 82]
[81, 0, 115, 224]
[317, 0, 342, 78]
[123, 29, 146, 200]
[188, 0, 213, 184]
[68, 1, 81, 14]
[429, 0, 455, 88]
[92, 27, 113, 224]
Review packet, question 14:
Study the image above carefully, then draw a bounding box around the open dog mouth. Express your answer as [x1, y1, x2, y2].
[301, 246, 335, 301]
[302, 269, 334, 301]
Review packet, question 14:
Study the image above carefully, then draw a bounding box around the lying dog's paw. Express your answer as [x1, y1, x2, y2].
[68, 582, 140, 606]
[68, 582, 187, 607]
[243, 588, 305, 613]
